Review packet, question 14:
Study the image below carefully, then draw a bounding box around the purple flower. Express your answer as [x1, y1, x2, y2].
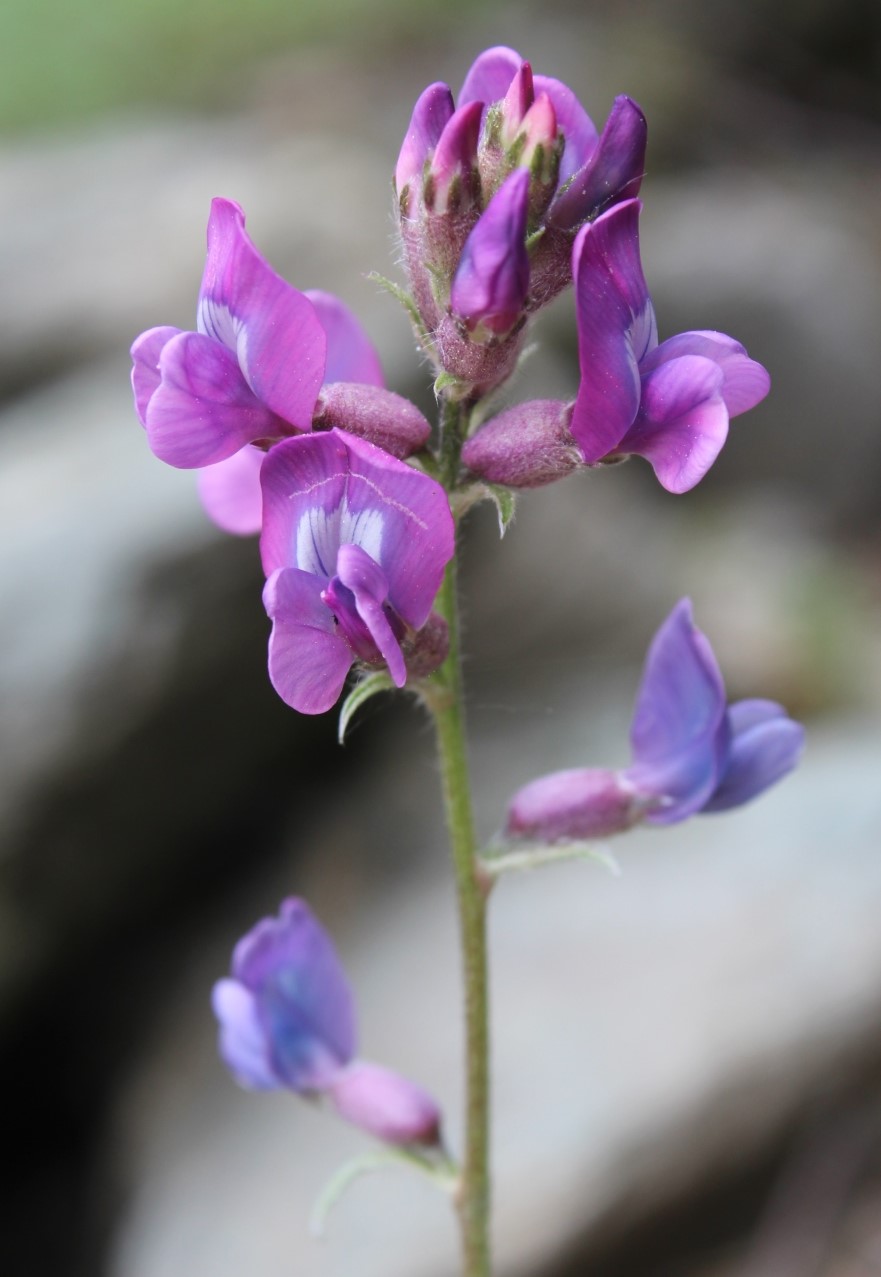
[132, 202, 429, 536]
[260, 429, 454, 714]
[131, 199, 326, 469]
[571, 199, 771, 492]
[212, 898, 442, 1147]
[450, 169, 531, 335]
[506, 599, 804, 842]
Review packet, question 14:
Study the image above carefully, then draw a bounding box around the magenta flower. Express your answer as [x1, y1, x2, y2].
[507, 599, 804, 842]
[132, 200, 429, 535]
[131, 199, 327, 469]
[212, 898, 442, 1147]
[571, 199, 771, 492]
[260, 429, 454, 714]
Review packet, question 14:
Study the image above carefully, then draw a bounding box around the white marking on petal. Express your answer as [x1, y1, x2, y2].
[295, 506, 342, 577]
[284, 470, 429, 531]
[198, 298, 238, 351]
[340, 506, 384, 562]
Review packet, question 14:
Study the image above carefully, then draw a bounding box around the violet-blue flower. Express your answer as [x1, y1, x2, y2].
[212, 898, 442, 1147]
[132, 201, 430, 534]
[506, 599, 804, 842]
[260, 428, 454, 714]
[570, 199, 771, 492]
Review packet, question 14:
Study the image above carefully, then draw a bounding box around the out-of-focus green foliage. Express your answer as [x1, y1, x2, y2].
[0, 0, 502, 133]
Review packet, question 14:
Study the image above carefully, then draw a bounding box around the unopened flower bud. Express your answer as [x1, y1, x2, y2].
[507, 768, 643, 842]
[450, 169, 530, 337]
[402, 611, 449, 679]
[515, 92, 559, 175]
[549, 95, 647, 231]
[395, 82, 454, 206]
[426, 101, 483, 215]
[499, 60, 535, 145]
[461, 399, 580, 488]
[313, 383, 431, 459]
[327, 1060, 441, 1147]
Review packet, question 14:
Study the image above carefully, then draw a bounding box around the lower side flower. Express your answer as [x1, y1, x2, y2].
[212, 898, 441, 1147]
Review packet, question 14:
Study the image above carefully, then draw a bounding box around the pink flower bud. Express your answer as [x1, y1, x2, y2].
[506, 768, 644, 842]
[327, 1060, 442, 1147]
[427, 101, 483, 214]
[462, 400, 580, 488]
[499, 60, 534, 144]
[313, 383, 431, 459]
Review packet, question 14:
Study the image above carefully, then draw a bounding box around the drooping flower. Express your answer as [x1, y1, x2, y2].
[132, 200, 430, 534]
[570, 199, 771, 492]
[260, 429, 454, 714]
[212, 898, 442, 1147]
[506, 599, 804, 842]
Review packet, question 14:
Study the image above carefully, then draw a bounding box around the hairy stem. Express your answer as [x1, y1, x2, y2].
[430, 548, 492, 1277]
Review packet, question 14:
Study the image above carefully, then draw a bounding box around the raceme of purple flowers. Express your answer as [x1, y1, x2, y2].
[212, 898, 441, 1147]
[506, 599, 805, 843]
[130, 45, 773, 721]
[128, 44, 806, 1175]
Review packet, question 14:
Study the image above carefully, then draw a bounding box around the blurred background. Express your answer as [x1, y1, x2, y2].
[2, 0, 880, 1273]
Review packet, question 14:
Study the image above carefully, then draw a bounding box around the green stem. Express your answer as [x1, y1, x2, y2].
[429, 550, 492, 1277]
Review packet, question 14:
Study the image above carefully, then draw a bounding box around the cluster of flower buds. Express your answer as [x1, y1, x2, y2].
[460, 199, 771, 493]
[506, 599, 804, 840]
[395, 45, 647, 396]
[213, 898, 442, 1147]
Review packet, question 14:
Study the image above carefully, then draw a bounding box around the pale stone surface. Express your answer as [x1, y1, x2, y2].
[0, 361, 209, 834]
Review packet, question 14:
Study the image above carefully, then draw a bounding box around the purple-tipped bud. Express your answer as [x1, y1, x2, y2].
[327, 1060, 442, 1147]
[427, 101, 483, 214]
[549, 96, 647, 231]
[500, 60, 535, 144]
[396, 82, 455, 203]
[461, 399, 581, 488]
[450, 169, 531, 336]
[313, 383, 431, 459]
[507, 768, 644, 841]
